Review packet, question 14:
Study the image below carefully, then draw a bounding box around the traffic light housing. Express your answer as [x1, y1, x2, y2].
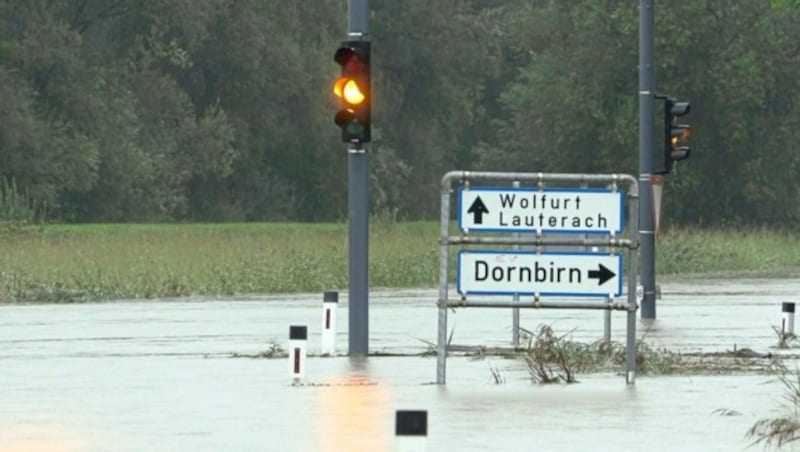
[663, 97, 691, 174]
[333, 41, 370, 144]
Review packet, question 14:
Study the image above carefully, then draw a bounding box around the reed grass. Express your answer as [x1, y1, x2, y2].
[1, 222, 799, 302]
[748, 365, 800, 449]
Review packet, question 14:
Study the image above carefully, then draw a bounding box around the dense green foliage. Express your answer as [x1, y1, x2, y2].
[1, 222, 799, 302]
[1, 1, 799, 225]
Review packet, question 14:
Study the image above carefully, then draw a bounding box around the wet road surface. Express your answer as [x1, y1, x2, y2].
[2, 278, 799, 451]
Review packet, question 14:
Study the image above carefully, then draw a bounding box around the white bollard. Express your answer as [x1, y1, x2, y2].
[395, 410, 427, 452]
[289, 325, 308, 380]
[321, 291, 338, 355]
[783, 302, 795, 336]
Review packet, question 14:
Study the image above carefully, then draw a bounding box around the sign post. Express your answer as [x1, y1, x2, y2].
[437, 171, 639, 386]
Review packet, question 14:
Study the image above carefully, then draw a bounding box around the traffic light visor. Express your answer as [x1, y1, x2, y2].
[669, 101, 691, 116]
[334, 47, 355, 65]
[670, 126, 691, 144]
[334, 108, 356, 127]
[333, 78, 365, 105]
[335, 46, 369, 66]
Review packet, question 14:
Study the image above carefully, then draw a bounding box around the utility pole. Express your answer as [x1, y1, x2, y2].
[346, 0, 370, 354]
[638, 0, 657, 319]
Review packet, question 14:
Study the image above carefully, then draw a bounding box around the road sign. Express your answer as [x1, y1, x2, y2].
[457, 250, 623, 297]
[458, 186, 624, 234]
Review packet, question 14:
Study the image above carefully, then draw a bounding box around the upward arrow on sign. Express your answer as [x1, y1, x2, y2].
[467, 196, 489, 224]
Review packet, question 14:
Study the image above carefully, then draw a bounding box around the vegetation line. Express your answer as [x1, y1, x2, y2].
[1, 222, 800, 303]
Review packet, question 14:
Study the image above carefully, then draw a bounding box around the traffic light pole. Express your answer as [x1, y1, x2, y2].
[638, 0, 657, 319]
[347, 0, 370, 355]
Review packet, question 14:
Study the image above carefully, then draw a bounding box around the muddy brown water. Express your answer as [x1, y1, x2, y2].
[2, 278, 799, 451]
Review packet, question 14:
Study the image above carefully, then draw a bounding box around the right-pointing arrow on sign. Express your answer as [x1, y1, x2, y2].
[588, 264, 615, 285]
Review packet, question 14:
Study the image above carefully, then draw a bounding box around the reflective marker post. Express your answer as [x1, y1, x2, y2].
[783, 302, 796, 336]
[289, 325, 308, 380]
[321, 291, 338, 355]
[395, 410, 427, 452]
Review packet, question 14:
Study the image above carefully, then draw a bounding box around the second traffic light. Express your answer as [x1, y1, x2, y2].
[333, 41, 370, 144]
[663, 97, 691, 174]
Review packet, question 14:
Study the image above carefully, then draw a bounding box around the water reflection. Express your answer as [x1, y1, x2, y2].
[316, 358, 393, 452]
[0, 422, 86, 452]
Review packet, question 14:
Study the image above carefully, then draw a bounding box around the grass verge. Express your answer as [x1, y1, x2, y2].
[0, 221, 437, 302]
[1, 223, 800, 302]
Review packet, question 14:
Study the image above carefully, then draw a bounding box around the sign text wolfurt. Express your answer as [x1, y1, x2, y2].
[458, 187, 624, 234]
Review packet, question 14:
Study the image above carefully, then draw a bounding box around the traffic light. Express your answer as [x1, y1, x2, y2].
[333, 41, 370, 144]
[663, 97, 691, 174]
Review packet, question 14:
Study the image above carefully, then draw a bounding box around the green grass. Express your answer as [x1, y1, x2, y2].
[657, 227, 800, 277]
[1, 222, 799, 302]
[0, 221, 438, 302]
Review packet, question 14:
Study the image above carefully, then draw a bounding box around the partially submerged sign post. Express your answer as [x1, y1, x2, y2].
[437, 171, 640, 385]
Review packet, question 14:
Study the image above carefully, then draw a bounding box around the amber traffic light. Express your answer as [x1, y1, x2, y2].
[662, 97, 691, 174]
[333, 41, 370, 144]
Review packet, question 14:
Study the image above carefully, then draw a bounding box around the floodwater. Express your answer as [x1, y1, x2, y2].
[2, 278, 800, 451]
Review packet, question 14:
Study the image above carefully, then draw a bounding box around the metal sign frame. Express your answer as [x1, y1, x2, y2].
[437, 171, 640, 385]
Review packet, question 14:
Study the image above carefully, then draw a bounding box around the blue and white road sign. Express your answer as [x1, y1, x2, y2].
[458, 186, 624, 234]
[457, 250, 623, 297]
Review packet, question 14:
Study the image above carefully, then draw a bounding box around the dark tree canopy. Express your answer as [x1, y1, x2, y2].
[0, 0, 798, 226]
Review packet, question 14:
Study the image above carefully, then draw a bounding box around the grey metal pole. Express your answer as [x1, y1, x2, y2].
[626, 184, 640, 384]
[436, 188, 451, 384]
[348, 150, 369, 355]
[512, 181, 520, 347]
[638, 0, 657, 319]
[348, 0, 368, 34]
[626, 300, 637, 383]
[347, 0, 370, 356]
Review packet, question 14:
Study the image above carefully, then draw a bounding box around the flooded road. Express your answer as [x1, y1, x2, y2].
[2, 278, 799, 451]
